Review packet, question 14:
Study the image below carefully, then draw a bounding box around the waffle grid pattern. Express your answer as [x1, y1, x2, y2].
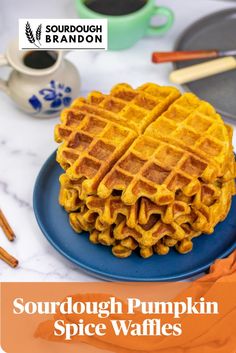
[55, 83, 236, 259]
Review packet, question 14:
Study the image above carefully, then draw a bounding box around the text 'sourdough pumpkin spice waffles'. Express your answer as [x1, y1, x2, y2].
[54, 83, 236, 259]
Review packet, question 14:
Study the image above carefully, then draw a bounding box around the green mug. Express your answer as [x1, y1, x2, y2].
[75, 0, 174, 50]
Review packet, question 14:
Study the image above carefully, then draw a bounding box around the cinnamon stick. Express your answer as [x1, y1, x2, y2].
[0, 247, 18, 268]
[0, 209, 15, 241]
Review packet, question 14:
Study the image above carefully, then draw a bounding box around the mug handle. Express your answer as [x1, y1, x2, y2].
[0, 54, 10, 95]
[147, 6, 174, 36]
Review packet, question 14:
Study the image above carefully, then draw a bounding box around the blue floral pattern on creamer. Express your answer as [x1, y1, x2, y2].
[29, 80, 72, 115]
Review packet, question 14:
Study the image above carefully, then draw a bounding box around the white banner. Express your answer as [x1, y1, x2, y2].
[19, 18, 108, 50]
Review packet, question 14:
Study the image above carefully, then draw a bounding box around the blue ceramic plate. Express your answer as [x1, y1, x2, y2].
[33, 152, 236, 281]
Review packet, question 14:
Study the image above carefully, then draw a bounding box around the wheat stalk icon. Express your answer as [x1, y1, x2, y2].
[25, 21, 42, 48]
[36, 24, 42, 46]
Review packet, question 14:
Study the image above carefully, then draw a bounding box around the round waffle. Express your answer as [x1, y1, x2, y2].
[55, 83, 236, 258]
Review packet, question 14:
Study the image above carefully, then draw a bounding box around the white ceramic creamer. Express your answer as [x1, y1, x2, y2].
[0, 40, 80, 118]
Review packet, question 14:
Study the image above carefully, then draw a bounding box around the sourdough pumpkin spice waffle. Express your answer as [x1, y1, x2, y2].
[55, 83, 236, 259]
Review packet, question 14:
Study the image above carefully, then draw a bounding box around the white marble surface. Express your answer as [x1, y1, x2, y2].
[0, 0, 235, 281]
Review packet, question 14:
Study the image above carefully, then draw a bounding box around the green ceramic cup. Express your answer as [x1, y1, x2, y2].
[75, 0, 174, 50]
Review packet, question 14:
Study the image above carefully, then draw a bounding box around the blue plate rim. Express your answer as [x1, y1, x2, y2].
[33, 151, 236, 282]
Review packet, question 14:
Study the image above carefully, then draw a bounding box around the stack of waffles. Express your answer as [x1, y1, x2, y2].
[55, 83, 236, 258]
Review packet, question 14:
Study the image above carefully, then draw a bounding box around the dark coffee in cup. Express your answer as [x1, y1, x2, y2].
[84, 0, 147, 16]
[77, 0, 174, 50]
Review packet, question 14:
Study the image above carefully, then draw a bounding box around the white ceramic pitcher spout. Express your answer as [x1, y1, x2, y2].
[0, 39, 80, 118]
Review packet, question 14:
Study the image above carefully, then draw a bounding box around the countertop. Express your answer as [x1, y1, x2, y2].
[0, 0, 235, 281]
